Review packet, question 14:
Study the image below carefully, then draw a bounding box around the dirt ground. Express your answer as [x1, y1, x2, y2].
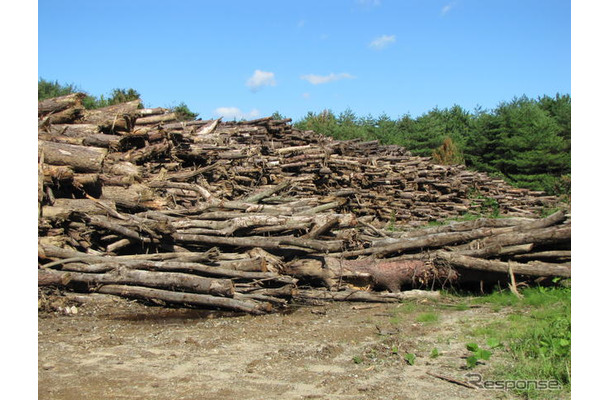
[38, 292, 519, 400]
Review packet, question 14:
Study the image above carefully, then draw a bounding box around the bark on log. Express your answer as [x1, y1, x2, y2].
[294, 288, 440, 303]
[96, 284, 271, 314]
[41, 199, 116, 220]
[81, 100, 141, 132]
[38, 267, 235, 296]
[38, 93, 86, 116]
[435, 251, 571, 277]
[173, 233, 344, 253]
[45, 124, 100, 138]
[39, 140, 107, 173]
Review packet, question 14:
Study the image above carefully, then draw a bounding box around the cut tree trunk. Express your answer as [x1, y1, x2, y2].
[39, 140, 107, 173]
[38, 93, 86, 116]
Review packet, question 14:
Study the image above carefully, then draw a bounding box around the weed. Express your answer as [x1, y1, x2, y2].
[404, 353, 416, 365]
[430, 348, 440, 358]
[352, 355, 364, 364]
[465, 342, 493, 369]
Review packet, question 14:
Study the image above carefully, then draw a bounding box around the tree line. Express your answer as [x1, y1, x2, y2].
[39, 78, 570, 196]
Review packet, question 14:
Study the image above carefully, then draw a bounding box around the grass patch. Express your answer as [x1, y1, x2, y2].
[465, 286, 571, 399]
[415, 312, 439, 324]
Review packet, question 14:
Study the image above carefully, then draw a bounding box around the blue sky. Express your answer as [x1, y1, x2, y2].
[38, 0, 570, 121]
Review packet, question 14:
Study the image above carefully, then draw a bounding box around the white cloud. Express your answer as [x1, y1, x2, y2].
[300, 73, 355, 85]
[441, 2, 455, 16]
[357, 0, 381, 7]
[246, 70, 276, 92]
[213, 107, 260, 121]
[368, 34, 396, 50]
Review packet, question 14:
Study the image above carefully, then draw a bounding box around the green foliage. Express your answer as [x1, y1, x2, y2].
[430, 347, 440, 358]
[38, 78, 79, 100]
[465, 342, 493, 369]
[464, 96, 570, 194]
[271, 111, 285, 120]
[403, 353, 416, 365]
[172, 102, 198, 121]
[39, 78, 142, 110]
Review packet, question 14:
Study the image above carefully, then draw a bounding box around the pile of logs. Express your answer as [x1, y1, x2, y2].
[38, 94, 571, 314]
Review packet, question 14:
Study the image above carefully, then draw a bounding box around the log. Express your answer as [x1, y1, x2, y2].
[82, 134, 121, 148]
[96, 285, 271, 314]
[81, 100, 141, 132]
[39, 140, 107, 173]
[294, 288, 441, 303]
[244, 181, 292, 203]
[45, 124, 100, 137]
[42, 165, 74, 183]
[435, 251, 571, 277]
[172, 233, 344, 253]
[38, 93, 86, 116]
[134, 112, 179, 125]
[38, 267, 235, 296]
[41, 199, 116, 220]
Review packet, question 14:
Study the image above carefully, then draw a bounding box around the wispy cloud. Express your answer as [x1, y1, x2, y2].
[246, 70, 276, 92]
[441, 2, 456, 16]
[368, 34, 396, 50]
[297, 19, 305, 28]
[356, 0, 381, 7]
[300, 73, 355, 85]
[302, 92, 311, 99]
[213, 107, 260, 121]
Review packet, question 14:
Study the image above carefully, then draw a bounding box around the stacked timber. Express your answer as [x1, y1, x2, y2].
[38, 94, 570, 314]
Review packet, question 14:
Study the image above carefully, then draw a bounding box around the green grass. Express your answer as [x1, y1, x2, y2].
[383, 287, 570, 399]
[415, 312, 439, 324]
[467, 287, 571, 399]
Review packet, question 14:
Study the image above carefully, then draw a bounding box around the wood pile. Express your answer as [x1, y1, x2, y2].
[38, 94, 571, 314]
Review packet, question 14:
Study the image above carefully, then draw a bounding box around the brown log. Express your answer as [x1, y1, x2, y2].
[42, 165, 74, 183]
[294, 288, 440, 303]
[81, 100, 141, 132]
[172, 232, 344, 253]
[134, 112, 178, 125]
[435, 251, 571, 277]
[512, 250, 571, 261]
[39, 140, 107, 173]
[81, 134, 121, 148]
[244, 181, 292, 203]
[41, 198, 116, 220]
[38, 267, 234, 296]
[38, 93, 86, 116]
[39, 106, 85, 125]
[459, 225, 571, 250]
[96, 284, 271, 314]
[45, 124, 100, 137]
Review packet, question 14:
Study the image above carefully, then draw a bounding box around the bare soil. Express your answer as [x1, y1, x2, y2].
[38, 292, 517, 400]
